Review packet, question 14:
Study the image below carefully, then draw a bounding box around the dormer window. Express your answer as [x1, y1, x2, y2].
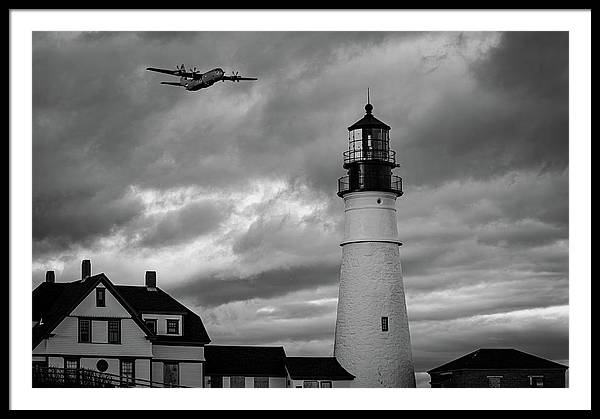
[96, 288, 105, 307]
[167, 319, 179, 334]
[145, 319, 157, 334]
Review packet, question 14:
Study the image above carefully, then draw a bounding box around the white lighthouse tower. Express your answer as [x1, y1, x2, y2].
[333, 98, 416, 388]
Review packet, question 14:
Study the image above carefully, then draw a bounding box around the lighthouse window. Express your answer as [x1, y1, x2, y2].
[381, 317, 389, 332]
[351, 129, 362, 152]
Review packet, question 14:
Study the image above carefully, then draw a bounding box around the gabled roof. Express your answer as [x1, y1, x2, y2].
[204, 345, 287, 377]
[32, 278, 103, 348]
[32, 274, 210, 349]
[116, 285, 210, 345]
[427, 348, 568, 374]
[285, 357, 355, 381]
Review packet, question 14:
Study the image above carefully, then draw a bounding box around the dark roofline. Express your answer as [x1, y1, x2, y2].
[204, 345, 287, 377]
[152, 338, 207, 347]
[285, 356, 355, 381]
[32, 274, 155, 349]
[427, 348, 569, 374]
[429, 367, 568, 373]
[347, 117, 391, 131]
[115, 285, 210, 344]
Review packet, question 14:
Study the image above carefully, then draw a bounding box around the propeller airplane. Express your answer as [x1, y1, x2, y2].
[146, 65, 257, 91]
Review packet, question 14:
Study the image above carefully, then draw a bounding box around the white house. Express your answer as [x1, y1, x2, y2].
[32, 260, 210, 387]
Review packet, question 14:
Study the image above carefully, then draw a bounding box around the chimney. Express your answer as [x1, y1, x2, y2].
[45, 270, 55, 283]
[81, 259, 91, 280]
[145, 271, 157, 290]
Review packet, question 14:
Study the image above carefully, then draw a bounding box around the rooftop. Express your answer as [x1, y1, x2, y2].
[427, 348, 568, 374]
[285, 357, 355, 381]
[32, 273, 211, 348]
[347, 102, 391, 131]
[204, 345, 287, 377]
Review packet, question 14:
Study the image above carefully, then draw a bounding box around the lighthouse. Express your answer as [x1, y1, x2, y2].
[333, 98, 416, 388]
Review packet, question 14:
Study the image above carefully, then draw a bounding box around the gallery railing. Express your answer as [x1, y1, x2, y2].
[343, 148, 396, 165]
[32, 366, 188, 388]
[337, 174, 403, 196]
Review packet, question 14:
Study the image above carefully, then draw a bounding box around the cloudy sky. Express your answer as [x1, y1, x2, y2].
[32, 31, 568, 387]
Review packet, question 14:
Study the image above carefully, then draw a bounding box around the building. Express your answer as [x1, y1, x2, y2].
[285, 357, 354, 388]
[427, 348, 569, 388]
[334, 99, 416, 387]
[32, 260, 210, 387]
[203, 346, 355, 388]
[204, 345, 288, 388]
[32, 260, 355, 388]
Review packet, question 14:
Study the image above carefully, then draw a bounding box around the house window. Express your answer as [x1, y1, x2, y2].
[254, 377, 269, 388]
[78, 318, 91, 343]
[96, 359, 109, 372]
[120, 359, 135, 386]
[166, 319, 179, 334]
[230, 376, 245, 388]
[65, 358, 79, 369]
[381, 316, 389, 332]
[303, 380, 319, 388]
[145, 319, 157, 334]
[64, 358, 80, 385]
[96, 288, 105, 307]
[32, 359, 48, 371]
[487, 376, 503, 388]
[529, 376, 544, 387]
[163, 362, 179, 387]
[108, 319, 121, 344]
[320, 381, 332, 388]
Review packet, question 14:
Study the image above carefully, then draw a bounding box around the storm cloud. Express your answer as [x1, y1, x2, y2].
[172, 261, 341, 308]
[32, 31, 569, 381]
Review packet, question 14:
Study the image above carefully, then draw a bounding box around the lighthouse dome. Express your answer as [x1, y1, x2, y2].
[347, 102, 391, 131]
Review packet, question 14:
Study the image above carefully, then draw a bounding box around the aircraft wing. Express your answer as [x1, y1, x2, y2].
[222, 75, 258, 81]
[160, 82, 183, 87]
[147, 67, 195, 78]
[147, 67, 180, 76]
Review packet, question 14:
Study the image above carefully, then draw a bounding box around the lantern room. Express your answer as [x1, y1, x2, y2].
[338, 101, 403, 197]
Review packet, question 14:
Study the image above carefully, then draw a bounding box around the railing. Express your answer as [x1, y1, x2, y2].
[343, 149, 396, 165]
[32, 366, 188, 388]
[337, 174, 403, 196]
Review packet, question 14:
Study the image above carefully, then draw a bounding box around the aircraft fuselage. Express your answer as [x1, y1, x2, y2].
[181, 67, 225, 91]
